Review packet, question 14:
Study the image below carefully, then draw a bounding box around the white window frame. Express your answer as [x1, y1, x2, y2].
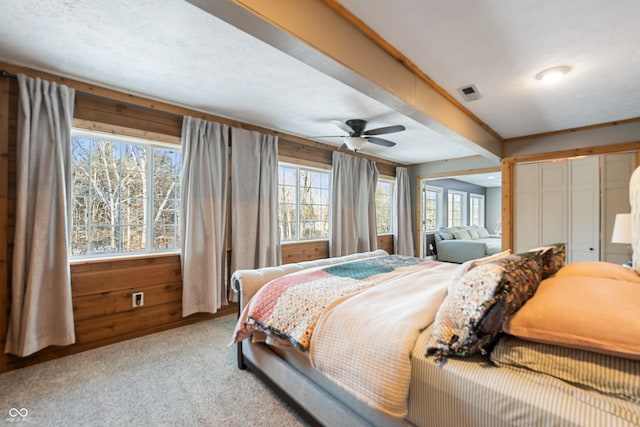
[447, 189, 468, 227]
[278, 162, 331, 242]
[375, 178, 394, 235]
[470, 193, 486, 227]
[421, 183, 443, 232]
[69, 129, 181, 260]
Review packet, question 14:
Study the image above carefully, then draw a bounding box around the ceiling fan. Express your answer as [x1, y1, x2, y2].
[317, 119, 406, 152]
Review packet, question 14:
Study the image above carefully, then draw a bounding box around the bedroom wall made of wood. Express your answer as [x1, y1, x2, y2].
[0, 71, 396, 373]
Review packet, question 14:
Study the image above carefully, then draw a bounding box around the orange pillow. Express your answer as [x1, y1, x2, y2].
[555, 261, 640, 284]
[504, 274, 640, 360]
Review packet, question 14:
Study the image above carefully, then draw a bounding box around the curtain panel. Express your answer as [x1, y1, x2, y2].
[180, 116, 229, 316]
[394, 166, 415, 256]
[5, 74, 76, 357]
[330, 151, 379, 257]
[230, 128, 281, 281]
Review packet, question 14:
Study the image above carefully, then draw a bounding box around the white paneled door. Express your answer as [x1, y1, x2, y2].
[569, 156, 600, 262]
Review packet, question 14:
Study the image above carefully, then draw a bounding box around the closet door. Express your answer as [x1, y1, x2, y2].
[514, 163, 540, 253]
[569, 156, 600, 262]
[540, 161, 568, 246]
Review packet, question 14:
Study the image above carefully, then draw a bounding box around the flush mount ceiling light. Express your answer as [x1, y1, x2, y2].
[344, 136, 368, 151]
[535, 66, 571, 83]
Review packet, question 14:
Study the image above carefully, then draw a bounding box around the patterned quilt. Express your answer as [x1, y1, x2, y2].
[232, 255, 432, 351]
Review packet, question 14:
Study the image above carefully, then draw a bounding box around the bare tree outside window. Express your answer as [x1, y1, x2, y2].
[70, 132, 181, 258]
[375, 180, 393, 234]
[278, 165, 330, 241]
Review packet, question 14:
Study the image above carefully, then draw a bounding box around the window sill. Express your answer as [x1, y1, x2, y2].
[70, 251, 180, 265]
[280, 239, 329, 245]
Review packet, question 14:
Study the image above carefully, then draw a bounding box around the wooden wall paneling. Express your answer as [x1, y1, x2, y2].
[377, 234, 394, 254]
[0, 77, 10, 372]
[281, 241, 330, 263]
[280, 236, 395, 265]
[503, 141, 640, 165]
[74, 93, 182, 137]
[71, 255, 182, 296]
[501, 160, 513, 252]
[377, 162, 396, 178]
[279, 139, 333, 166]
[73, 300, 184, 344]
[72, 282, 182, 322]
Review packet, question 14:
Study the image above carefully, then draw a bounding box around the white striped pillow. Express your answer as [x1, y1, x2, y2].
[491, 335, 640, 402]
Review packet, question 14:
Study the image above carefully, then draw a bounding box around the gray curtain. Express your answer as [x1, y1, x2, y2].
[5, 74, 76, 357]
[394, 166, 415, 256]
[330, 152, 379, 257]
[230, 128, 280, 277]
[180, 116, 229, 316]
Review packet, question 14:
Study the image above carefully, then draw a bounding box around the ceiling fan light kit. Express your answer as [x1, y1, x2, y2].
[343, 136, 368, 151]
[319, 118, 406, 152]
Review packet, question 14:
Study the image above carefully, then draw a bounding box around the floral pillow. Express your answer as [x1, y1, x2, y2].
[426, 255, 542, 362]
[521, 243, 566, 279]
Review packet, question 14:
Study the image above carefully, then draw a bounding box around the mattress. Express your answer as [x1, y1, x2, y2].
[408, 327, 640, 427]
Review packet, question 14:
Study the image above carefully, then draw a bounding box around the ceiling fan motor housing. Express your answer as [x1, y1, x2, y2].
[345, 119, 367, 136]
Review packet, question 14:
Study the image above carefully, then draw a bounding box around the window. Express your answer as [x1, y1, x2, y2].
[375, 179, 394, 234]
[447, 190, 467, 227]
[278, 164, 330, 241]
[470, 193, 485, 227]
[70, 131, 181, 258]
[422, 184, 443, 231]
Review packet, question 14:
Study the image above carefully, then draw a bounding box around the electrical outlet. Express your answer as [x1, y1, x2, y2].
[132, 292, 144, 308]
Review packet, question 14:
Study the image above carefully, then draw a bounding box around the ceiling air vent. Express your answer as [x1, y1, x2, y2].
[456, 84, 482, 102]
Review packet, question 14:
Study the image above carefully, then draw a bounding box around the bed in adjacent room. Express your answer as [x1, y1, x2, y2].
[230, 249, 640, 427]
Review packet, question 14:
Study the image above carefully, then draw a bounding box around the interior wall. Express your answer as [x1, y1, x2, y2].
[486, 187, 502, 235]
[0, 65, 397, 372]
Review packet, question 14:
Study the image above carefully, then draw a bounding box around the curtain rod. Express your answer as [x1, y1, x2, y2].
[0, 70, 17, 79]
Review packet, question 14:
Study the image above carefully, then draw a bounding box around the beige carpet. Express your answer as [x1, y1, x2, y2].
[0, 315, 308, 426]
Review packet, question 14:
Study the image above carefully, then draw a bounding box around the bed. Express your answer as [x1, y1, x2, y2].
[230, 249, 640, 427]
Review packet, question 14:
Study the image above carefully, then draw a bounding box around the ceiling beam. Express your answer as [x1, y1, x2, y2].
[186, 0, 502, 162]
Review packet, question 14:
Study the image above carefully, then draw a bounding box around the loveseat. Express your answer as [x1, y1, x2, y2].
[434, 225, 503, 263]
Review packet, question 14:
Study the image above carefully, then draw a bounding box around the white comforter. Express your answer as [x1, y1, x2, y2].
[309, 261, 459, 418]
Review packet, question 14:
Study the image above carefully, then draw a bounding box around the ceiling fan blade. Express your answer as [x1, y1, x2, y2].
[367, 136, 396, 147]
[363, 124, 406, 136]
[311, 135, 347, 138]
[332, 120, 355, 134]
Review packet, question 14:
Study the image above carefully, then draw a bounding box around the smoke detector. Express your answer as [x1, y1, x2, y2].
[456, 84, 482, 102]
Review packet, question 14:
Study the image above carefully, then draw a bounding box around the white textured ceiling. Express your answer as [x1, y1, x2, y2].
[0, 0, 639, 167]
[337, 0, 640, 138]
